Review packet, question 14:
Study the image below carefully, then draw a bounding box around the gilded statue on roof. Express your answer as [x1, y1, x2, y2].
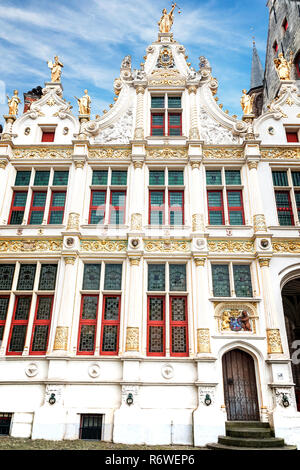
[47, 56, 64, 83]
[158, 4, 176, 33]
[274, 51, 293, 81]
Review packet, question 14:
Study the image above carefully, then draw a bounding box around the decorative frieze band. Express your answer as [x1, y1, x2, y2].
[80, 240, 127, 252]
[144, 240, 190, 253]
[0, 239, 63, 253]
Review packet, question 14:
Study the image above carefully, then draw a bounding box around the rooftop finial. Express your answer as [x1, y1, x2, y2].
[158, 4, 177, 33]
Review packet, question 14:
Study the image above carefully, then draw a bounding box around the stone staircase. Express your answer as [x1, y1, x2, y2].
[207, 421, 297, 450]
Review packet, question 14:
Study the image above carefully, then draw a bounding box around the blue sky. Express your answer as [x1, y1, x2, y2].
[0, 0, 268, 125]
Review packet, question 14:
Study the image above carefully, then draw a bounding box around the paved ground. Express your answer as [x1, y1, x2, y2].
[0, 436, 206, 450]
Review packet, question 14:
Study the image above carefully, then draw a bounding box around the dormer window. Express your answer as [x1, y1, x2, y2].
[150, 93, 182, 137]
[286, 129, 299, 143]
[40, 126, 56, 143]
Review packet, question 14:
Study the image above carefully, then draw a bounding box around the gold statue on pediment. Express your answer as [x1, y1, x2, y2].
[75, 89, 91, 115]
[47, 55, 64, 82]
[7, 90, 21, 115]
[274, 51, 293, 81]
[240, 89, 254, 115]
[158, 4, 176, 33]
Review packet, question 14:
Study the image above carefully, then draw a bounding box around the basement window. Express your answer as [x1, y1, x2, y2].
[0, 413, 12, 435]
[79, 414, 103, 440]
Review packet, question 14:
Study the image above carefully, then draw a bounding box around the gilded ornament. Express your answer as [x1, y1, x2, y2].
[66, 212, 80, 231]
[272, 240, 300, 254]
[47, 56, 63, 83]
[215, 303, 257, 334]
[158, 4, 176, 33]
[208, 240, 254, 253]
[130, 213, 142, 231]
[13, 147, 72, 160]
[88, 148, 131, 160]
[64, 256, 76, 265]
[0, 160, 8, 169]
[7, 90, 21, 115]
[125, 327, 139, 352]
[192, 213, 204, 232]
[258, 257, 271, 267]
[80, 239, 127, 252]
[144, 240, 190, 253]
[267, 329, 283, 354]
[197, 328, 211, 353]
[194, 257, 206, 267]
[75, 89, 91, 115]
[247, 160, 259, 170]
[203, 148, 243, 160]
[129, 257, 141, 266]
[147, 148, 187, 160]
[0, 239, 62, 253]
[274, 51, 293, 81]
[240, 89, 254, 115]
[261, 148, 300, 160]
[253, 214, 267, 232]
[149, 70, 185, 87]
[53, 326, 68, 350]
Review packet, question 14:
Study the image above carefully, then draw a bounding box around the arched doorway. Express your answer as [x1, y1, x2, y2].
[282, 278, 300, 411]
[222, 348, 260, 421]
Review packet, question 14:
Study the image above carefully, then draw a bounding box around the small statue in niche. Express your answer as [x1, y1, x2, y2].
[7, 90, 21, 115]
[158, 4, 176, 33]
[75, 89, 91, 115]
[47, 56, 64, 82]
[274, 51, 293, 81]
[240, 89, 254, 115]
[240, 310, 252, 331]
[221, 311, 231, 331]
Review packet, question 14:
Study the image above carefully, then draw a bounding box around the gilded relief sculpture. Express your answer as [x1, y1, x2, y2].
[158, 4, 176, 33]
[240, 89, 254, 115]
[7, 90, 21, 115]
[47, 55, 64, 82]
[274, 51, 293, 81]
[75, 89, 91, 115]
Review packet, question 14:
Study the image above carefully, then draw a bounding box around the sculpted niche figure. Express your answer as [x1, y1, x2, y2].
[75, 90, 91, 115]
[274, 51, 293, 81]
[47, 56, 64, 82]
[7, 90, 21, 115]
[240, 89, 254, 115]
[158, 4, 176, 33]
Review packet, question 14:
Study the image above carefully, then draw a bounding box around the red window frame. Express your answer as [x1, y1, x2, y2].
[89, 190, 106, 224]
[169, 295, 189, 357]
[109, 190, 126, 225]
[147, 295, 165, 357]
[207, 190, 225, 225]
[100, 295, 121, 356]
[41, 131, 55, 142]
[168, 190, 184, 225]
[0, 295, 9, 345]
[168, 113, 182, 136]
[8, 191, 27, 225]
[149, 190, 165, 225]
[28, 190, 47, 225]
[275, 190, 294, 225]
[286, 131, 299, 143]
[47, 191, 66, 224]
[226, 189, 245, 225]
[29, 295, 53, 355]
[7, 296, 31, 356]
[77, 294, 99, 356]
[151, 113, 165, 136]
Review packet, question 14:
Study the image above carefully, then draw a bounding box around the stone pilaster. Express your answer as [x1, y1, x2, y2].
[134, 86, 145, 140]
[124, 256, 142, 355]
[188, 86, 200, 140]
[193, 257, 211, 355]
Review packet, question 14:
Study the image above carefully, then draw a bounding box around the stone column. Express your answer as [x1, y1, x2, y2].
[66, 159, 86, 232]
[134, 86, 145, 140]
[188, 86, 200, 140]
[247, 160, 267, 232]
[125, 256, 142, 355]
[258, 257, 283, 354]
[193, 257, 211, 354]
[52, 256, 77, 354]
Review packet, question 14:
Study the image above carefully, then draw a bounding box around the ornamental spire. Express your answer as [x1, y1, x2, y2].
[250, 39, 264, 91]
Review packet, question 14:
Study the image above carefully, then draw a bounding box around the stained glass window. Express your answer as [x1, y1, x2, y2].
[225, 170, 241, 185]
[103, 296, 120, 321]
[150, 191, 164, 225]
[17, 265, 36, 291]
[15, 171, 31, 186]
[53, 171, 69, 186]
[81, 296, 98, 320]
[149, 297, 164, 321]
[9, 192, 27, 225]
[8, 296, 31, 353]
[79, 325, 96, 352]
[275, 191, 294, 225]
[14, 296, 31, 319]
[104, 264, 122, 290]
[148, 264, 165, 291]
[169, 191, 184, 225]
[29, 191, 46, 224]
[227, 190, 244, 225]
[101, 325, 118, 352]
[82, 264, 101, 290]
[0, 265, 15, 290]
[8, 325, 28, 352]
[31, 325, 49, 352]
[31, 295, 53, 353]
[48, 192, 66, 224]
[148, 296, 164, 354]
[0, 297, 9, 320]
[110, 191, 126, 224]
[168, 96, 181, 108]
[89, 191, 106, 224]
[212, 265, 230, 297]
[92, 170, 108, 186]
[169, 265, 186, 291]
[151, 96, 164, 108]
[151, 114, 164, 136]
[233, 265, 253, 297]
[39, 265, 57, 290]
[206, 170, 222, 185]
[35, 297, 52, 320]
[77, 295, 98, 354]
[168, 113, 181, 136]
[168, 171, 184, 186]
[34, 171, 50, 186]
[101, 295, 120, 353]
[111, 171, 127, 186]
[207, 191, 224, 225]
[149, 171, 164, 186]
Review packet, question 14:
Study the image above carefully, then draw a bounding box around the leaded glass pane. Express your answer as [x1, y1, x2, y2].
[209, 211, 223, 225]
[53, 171, 69, 186]
[208, 191, 222, 206]
[104, 265, 122, 290]
[169, 192, 183, 225]
[275, 192, 293, 225]
[13, 192, 27, 207]
[206, 170, 222, 185]
[152, 114, 164, 125]
[0, 326, 4, 344]
[172, 326, 187, 353]
[0, 297, 9, 320]
[233, 265, 253, 297]
[82, 296, 98, 320]
[92, 170, 108, 186]
[150, 191, 164, 225]
[17, 265, 36, 291]
[29, 211, 44, 225]
[168, 171, 184, 185]
[212, 265, 230, 297]
[225, 170, 241, 185]
[149, 297, 164, 321]
[272, 171, 288, 186]
[111, 171, 127, 186]
[148, 264, 165, 291]
[229, 211, 243, 225]
[92, 191, 106, 206]
[102, 325, 118, 351]
[34, 171, 50, 186]
[15, 297, 31, 320]
[51, 192, 66, 207]
[149, 171, 164, 185]
[90, 210, 105, 225]
[0, 265, 15, 290]
[171, 297, 186, 321]
[10, 211, 24, 225]
[149, 326, 163, 352]
[151, 96, 164, 108]
[9, 325, 27, 352]
[39, 265, 57, 290]
[227, 191, 242, 207]
[36, 297, 52, 320]
[79, 325, 95, 352]
[292, 172, 300, 187]
[104, 296, 120, 320]
[49, 211, 64, 224]
[169, 265, 186, 291]
[15, 171, 31, 186]
[168, 96, 181, 108]
[110, 191, 125, 224]
[31, 325, 49, 351]
[82, 264, 101, 290]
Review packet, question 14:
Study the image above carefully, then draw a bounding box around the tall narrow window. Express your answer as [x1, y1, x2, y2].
[30, 296, 53, 354]
[77, 295, 98, 355]
[100, 295, 121, 355]
[29, 191, 47, 224]
[212, 265, 230, 297]
[48, 191, 66, 224]
[110, 191, 126, 224]
[149, 169, 184, 226]
[7, 296, 31, 355]
[150, 94, 182, 136]
[9, 192, 28, 225]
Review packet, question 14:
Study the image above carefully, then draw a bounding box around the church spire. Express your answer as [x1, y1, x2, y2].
[250, 39, 264, 91]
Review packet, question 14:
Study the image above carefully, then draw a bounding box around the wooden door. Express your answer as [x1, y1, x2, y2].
[223, 349, 260, 421]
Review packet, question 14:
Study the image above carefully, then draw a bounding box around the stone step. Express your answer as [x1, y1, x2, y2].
[207, 442, 297, 451]
[227, 427, 273, 439]
[225, 421, 270, 429]
[218, 435, 285, 448]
